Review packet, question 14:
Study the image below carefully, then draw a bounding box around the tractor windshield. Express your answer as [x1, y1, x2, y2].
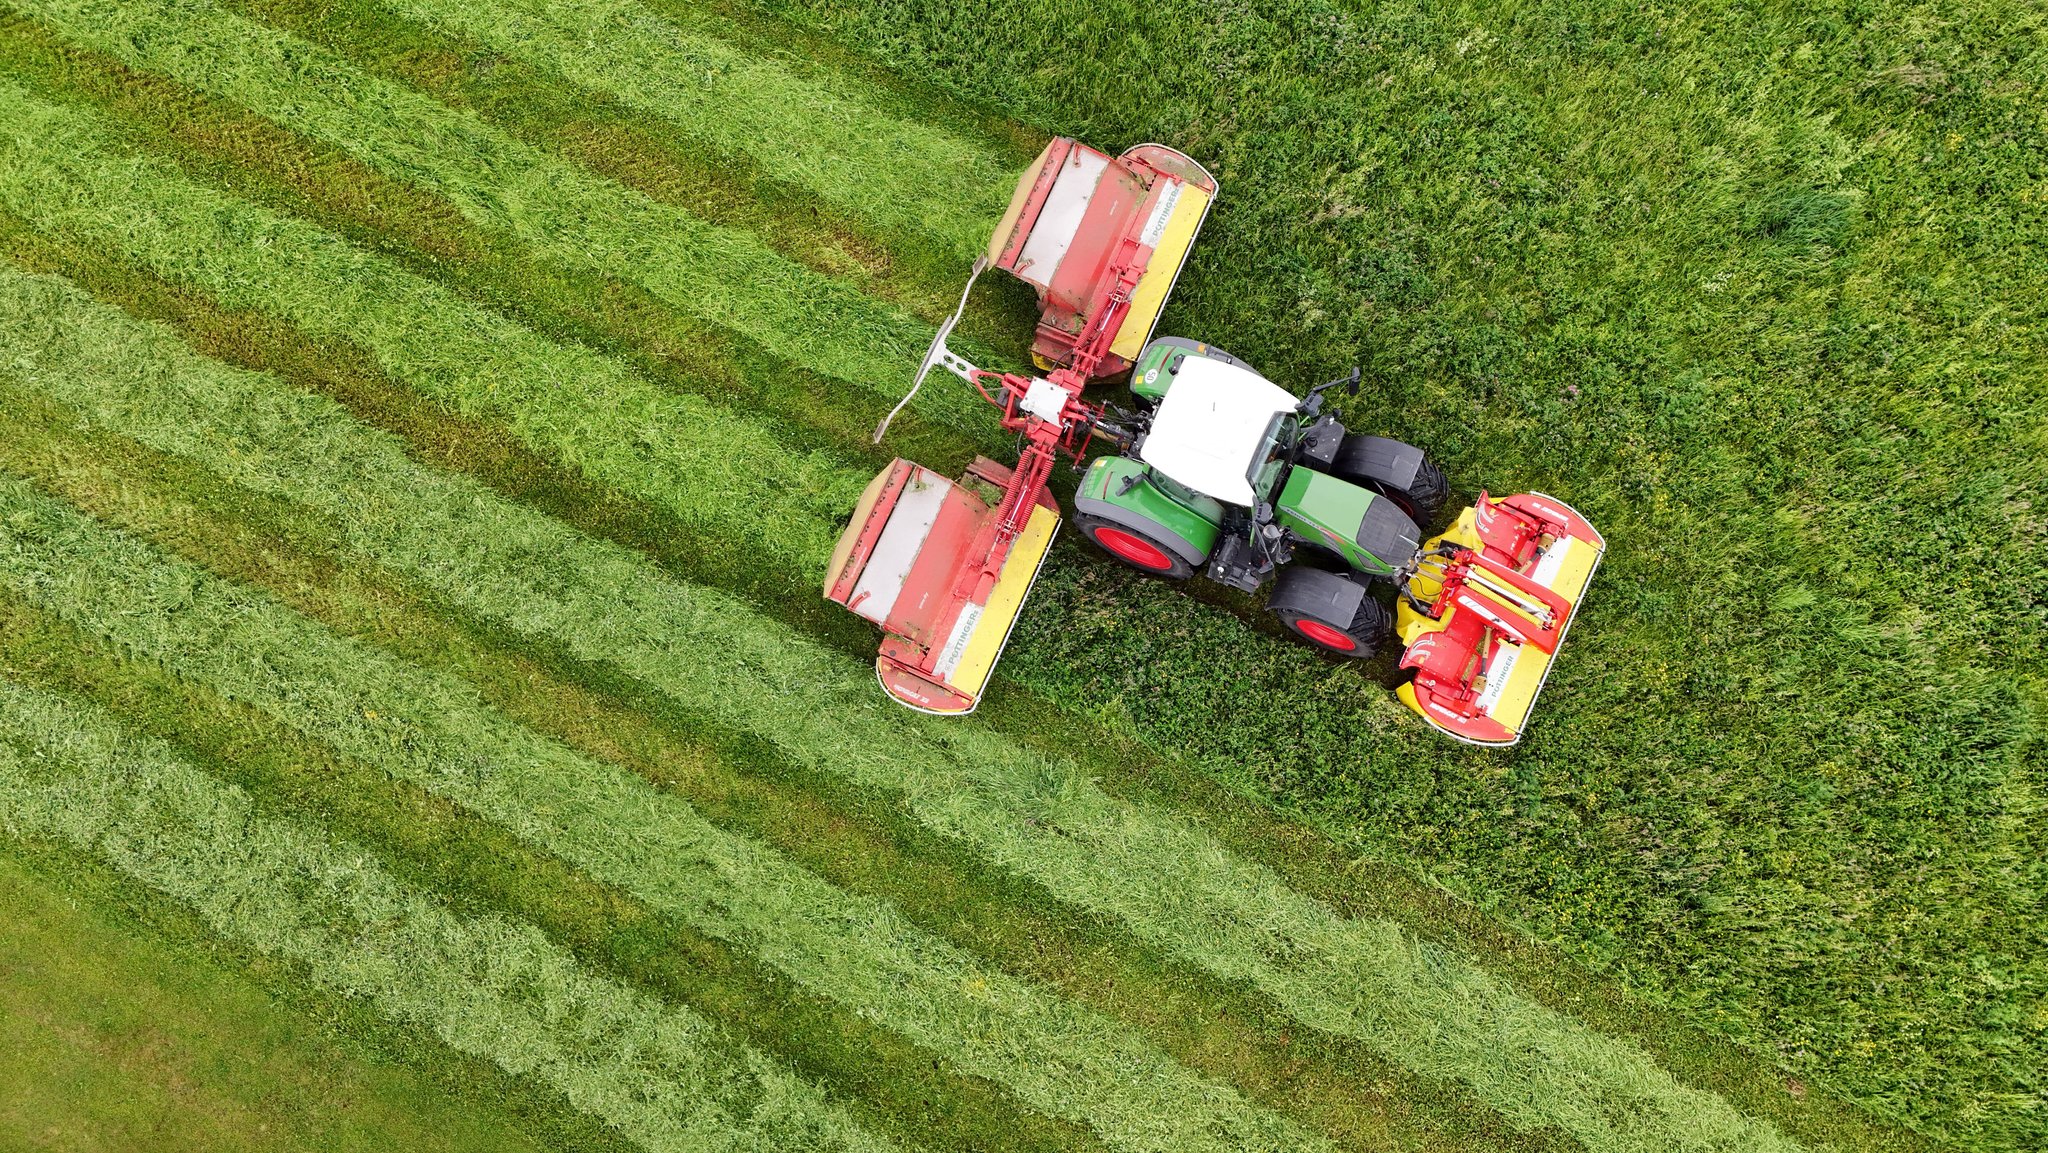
[1247, 412, 1297, 502]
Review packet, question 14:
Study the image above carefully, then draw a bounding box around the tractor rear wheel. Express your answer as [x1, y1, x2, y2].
[1075, 512, 1194, 579]
[1267, 567, 1392, 658]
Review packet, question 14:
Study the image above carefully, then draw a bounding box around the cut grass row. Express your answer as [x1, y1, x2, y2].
[0, 403, 1554, 1153]
[363, 0, 1012, 258]
[0, 463, 1322, 1153]
[0, 676, 909, 1153]
[0, 562, 1091, 1153]
[0, 851, 549, 1153]
[13, 0, 967, 414]
[0, 72, 865, 575]
[0, 11, 988, 475]
[235, 0, 1043, 363]
[0, 260, 1803, 1153]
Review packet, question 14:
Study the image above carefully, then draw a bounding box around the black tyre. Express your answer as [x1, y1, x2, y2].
[1075, 512, 1195, 579]
[1377, 454, 1450, 524]
[1331, 440, 1451, 525]
[1267, 567, 1392, 658]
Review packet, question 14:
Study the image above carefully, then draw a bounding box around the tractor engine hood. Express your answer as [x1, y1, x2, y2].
[1277, 468, 1422, 569]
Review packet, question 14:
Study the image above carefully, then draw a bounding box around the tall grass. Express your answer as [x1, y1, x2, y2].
[0, 77, 870, 573]
[12, 0, 957, 406]
[0, 676, 906, 1153]
[759, 3, 2048, 1146]
[0, 263, 1799, 1153]
[368, 0, 1011, 257]
[0, 464, 1323, 1153]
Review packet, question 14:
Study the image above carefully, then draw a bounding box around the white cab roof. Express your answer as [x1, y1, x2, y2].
[1137, 357, 1299, 505]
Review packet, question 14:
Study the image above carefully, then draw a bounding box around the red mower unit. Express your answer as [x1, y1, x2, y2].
[823, 137, 1606, 744]
[823, 138, 1218, 713]
[1393, 493, 1607, 746]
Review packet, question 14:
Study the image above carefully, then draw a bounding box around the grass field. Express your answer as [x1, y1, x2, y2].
[0, 0, 2038, 1150]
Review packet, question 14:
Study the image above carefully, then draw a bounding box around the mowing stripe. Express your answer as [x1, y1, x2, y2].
[0, 19, 972, 471]
[0, 77, 867, 574]
[0, 365, 1568, 1153]
[0, 484, 1323, 1151]
[227, 0, 977, 329]
[0, 678, 908, 1153]
[10, 0, 974, 413]
[0, 267, 1802, 1153]
[0, 850, 562, 1153]
[364, 0, 1012, 258]
[0, 565, 1092, 1153]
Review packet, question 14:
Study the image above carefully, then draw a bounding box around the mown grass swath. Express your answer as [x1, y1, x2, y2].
[12, 0, 970, 415]
[365, 0, 1012, 259]
[0, 465, 1323, 1153]
[0, 4, 986, 469]
[0, 450, 1550, 1153]
[0, 534, 1114, 1153]
[0, 77, 872, 575]
[0, 263, 1802, 1153]
[0, 851, 552, 1153]
[0, 676, 908, 1153]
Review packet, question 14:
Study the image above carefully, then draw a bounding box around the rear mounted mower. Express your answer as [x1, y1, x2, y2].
[822, 137, 1606, 744]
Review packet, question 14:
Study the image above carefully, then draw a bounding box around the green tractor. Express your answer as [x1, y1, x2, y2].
[829, 135, 1603, 743]
[1077, 337, 1449, 657]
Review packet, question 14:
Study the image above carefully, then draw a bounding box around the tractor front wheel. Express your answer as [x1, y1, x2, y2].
[1331, 443, 1451, 526]
[1267, 567, 1392, 658]
[1076, 513, 1194, 579]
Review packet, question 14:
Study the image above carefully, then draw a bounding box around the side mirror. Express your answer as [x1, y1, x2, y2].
[1346, 365, 1361, 396]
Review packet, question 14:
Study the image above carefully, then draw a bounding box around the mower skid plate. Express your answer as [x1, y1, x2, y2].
[823, 458, 1060, 715]
[1397, 493, 1606, 747]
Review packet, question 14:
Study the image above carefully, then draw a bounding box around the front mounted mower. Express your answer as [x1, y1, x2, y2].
[822, 137, 1605, 746]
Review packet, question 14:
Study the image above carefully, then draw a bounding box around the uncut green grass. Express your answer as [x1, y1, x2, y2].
[366, 0, 1011, 257]
[0, 467, 1321, 1153]
[744, 2, 2047, 1144]
[0, 264, 1803, 1153]
[0, 677, 909, 1153]
[0, 853, 550, 1153]
[11, 0, 958, 409]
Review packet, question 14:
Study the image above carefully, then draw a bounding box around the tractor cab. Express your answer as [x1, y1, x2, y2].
[1083, 343, 1426, 596]
[1132, 354, 1299, 507]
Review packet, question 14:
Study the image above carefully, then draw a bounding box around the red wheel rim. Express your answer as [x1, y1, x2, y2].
[1294, 618, 1358, 651]
[1093, 526, 1173, 571]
